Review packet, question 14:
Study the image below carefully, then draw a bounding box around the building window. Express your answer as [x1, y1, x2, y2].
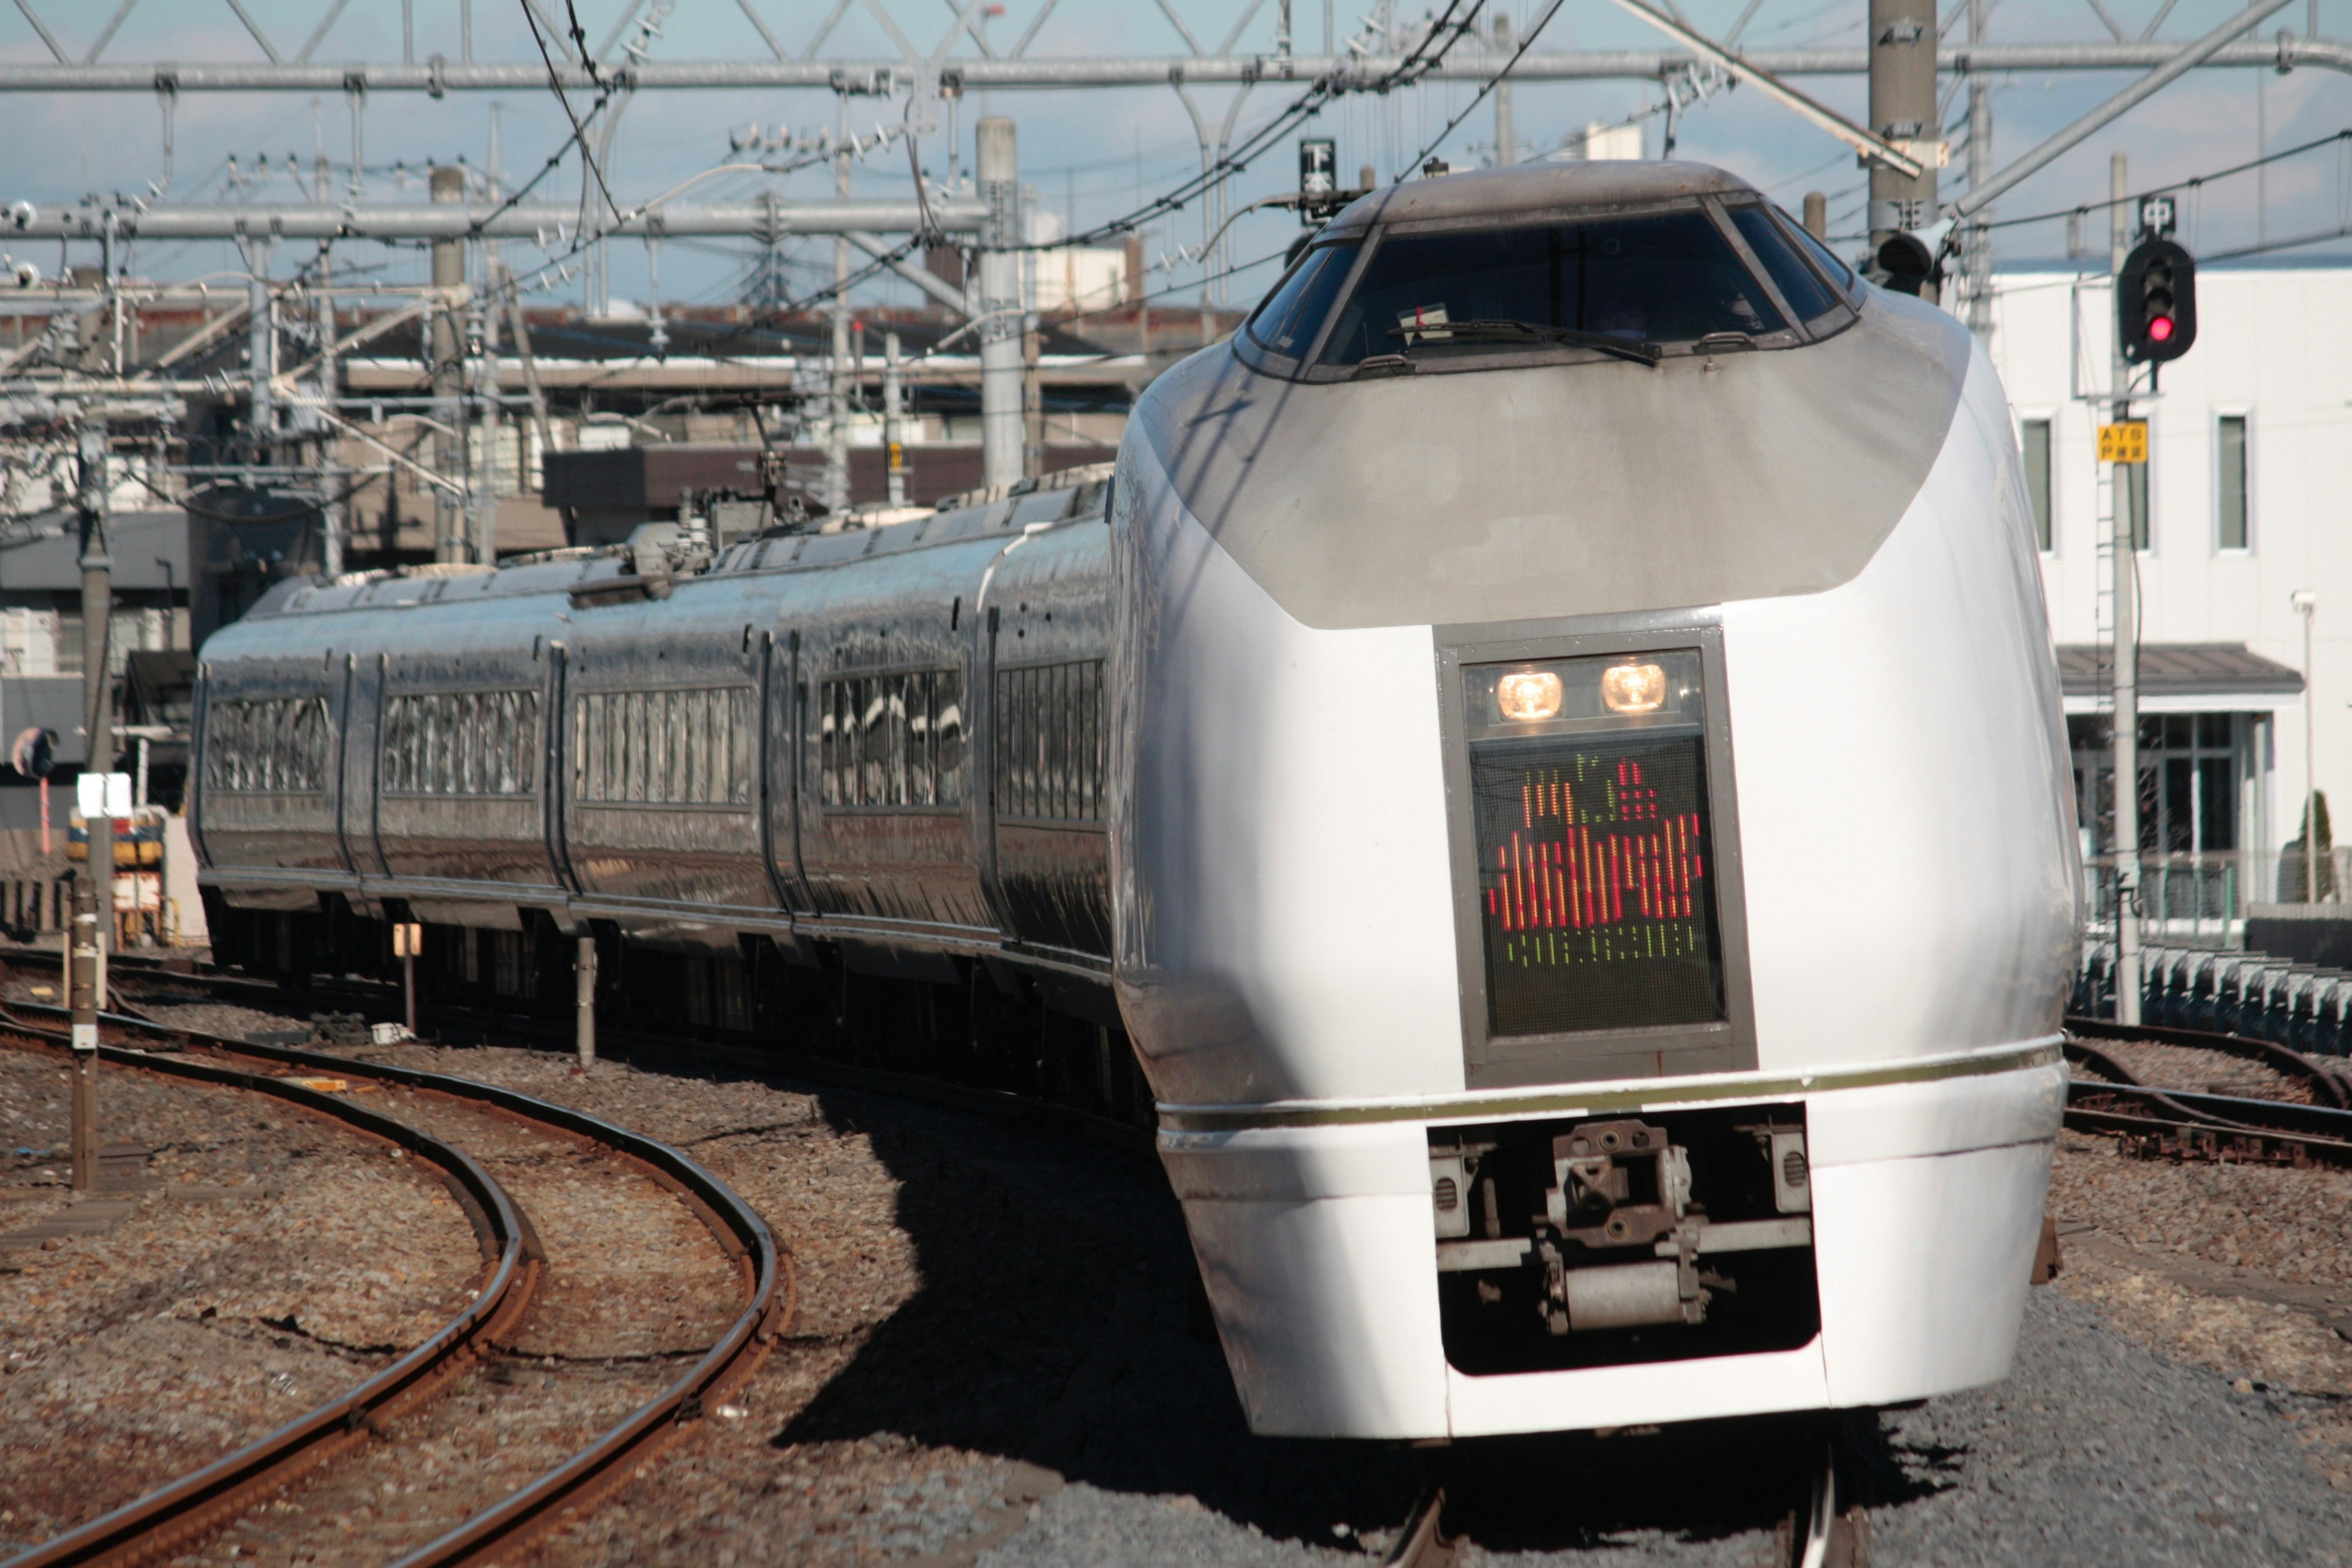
[2217, 413, 2250, 550]
[2020, 418, 2054, 551]
[2068, 712, 2245, 857]
[382, 690, 540, 796]
[572, 687, 755, 806]
[203, 696, 331, 794]
[994, 660, 1104, 823]
[819, 669, 963, 809]
[2124, 460, 2150, 552]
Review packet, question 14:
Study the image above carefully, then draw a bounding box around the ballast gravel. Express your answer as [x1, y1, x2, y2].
[0, 1038, 481, 1549]
[22, 981, 2352, 1567]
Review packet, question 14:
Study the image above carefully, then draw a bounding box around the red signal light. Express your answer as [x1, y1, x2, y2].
[2148, 316, 2175, 342]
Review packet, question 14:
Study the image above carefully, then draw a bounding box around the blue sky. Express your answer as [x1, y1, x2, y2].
[4, 1, 2350, 317]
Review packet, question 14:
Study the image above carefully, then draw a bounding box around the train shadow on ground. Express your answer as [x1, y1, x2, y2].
[744, 1068, 1946, 1555]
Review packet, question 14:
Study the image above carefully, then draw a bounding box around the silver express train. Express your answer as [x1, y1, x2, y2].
[192, 160, 2080, 1442]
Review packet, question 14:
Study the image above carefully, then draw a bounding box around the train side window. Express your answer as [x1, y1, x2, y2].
[993, 660, 1103, 823]
[203, 696, 330, 794]
[573, 684, 755, 806]
[818, 669, 963, 810]
[379, 690, 538, 796]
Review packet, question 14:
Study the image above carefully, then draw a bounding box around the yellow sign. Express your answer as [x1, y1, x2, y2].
[2098, 421, 2149, 464]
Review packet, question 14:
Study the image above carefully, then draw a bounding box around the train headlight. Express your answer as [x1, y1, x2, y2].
[1495, 670, 1563, 723]
[1599, 663, 1667, 715]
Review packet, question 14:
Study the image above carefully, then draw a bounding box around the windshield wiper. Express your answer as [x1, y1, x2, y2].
[1387, 318, 1662, 367]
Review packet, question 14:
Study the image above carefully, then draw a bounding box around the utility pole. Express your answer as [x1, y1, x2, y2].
[1803, 192, 1827, 241]
[1022, 315, 1043, 480]
[1866, 0, 1937, 301]
[2109, 149, 2141, 1024]
[1491, 12, 1516, 165]
[2296, 590, 2320, 901]
[244, 239, 276, 461]
[69, 426, 110, 1193]
[883, 330, 908, 507]
[429, 164, 466, 562]
[1964, 0, 1993, 342]
[977, 117, 1023, 490]
[314, 198, 344, 578]
[826, 105, 853, 514]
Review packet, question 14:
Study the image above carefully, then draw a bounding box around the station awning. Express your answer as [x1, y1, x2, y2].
[2057, 643, 2304, 712]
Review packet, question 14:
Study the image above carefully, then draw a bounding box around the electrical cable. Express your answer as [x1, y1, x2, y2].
[1973, 127, 2352, 234]
[1393, 0, 1570, 180]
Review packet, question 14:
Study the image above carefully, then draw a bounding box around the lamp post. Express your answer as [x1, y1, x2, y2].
[2294, 590, 2320, 902]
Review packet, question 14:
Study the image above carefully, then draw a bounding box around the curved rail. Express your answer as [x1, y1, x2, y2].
[2065, 1012, 2350, 1109]
[0, 1017, 539, 1568]
[2064, 1027, 2352, 1167]
[2, 1001, 793, 1568]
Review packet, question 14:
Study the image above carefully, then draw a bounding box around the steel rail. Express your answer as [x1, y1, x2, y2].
[2065, 1012, 2350, 1109]
[1, 998, 793, 1568]
[0, 42, 2346, 92]
[0, 1016, 539, 1568]
[2064, 1031, 2352, 1167]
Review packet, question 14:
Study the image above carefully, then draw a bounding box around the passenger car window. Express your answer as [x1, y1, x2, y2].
[1318, 210, 1787, 366]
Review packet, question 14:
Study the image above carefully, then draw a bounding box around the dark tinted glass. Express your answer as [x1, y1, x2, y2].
[1727, 205, 1836, 322]
[1245, 242, 1357, 358]
[1318, 210, 1785, 365]
[1781, 212, 1856, 290]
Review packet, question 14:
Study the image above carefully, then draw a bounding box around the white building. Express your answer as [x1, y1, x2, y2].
[1989, 262, 2348, 929]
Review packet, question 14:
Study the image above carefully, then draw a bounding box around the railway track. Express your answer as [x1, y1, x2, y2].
[0, 998, 790, 1568]
[2062, 1013, 2352, 1168]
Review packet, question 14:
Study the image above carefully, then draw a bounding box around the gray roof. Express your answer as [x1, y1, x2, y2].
[2057, 643, 2304, 698]
[1325, 159, 1755, 237]
[0, 511, 192, 594]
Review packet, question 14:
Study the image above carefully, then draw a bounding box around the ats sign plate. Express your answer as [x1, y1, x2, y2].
[2098, 421, 2149, 464]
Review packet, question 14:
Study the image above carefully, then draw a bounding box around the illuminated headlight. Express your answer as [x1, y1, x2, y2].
[1599, 662, 1667, 715]
[1495, 670, 1564, 722]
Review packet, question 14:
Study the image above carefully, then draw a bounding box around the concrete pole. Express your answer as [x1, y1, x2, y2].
[1023, 316, 1043, 480]
[315, 152, 342, 577]
[1866, 0, 1937, 300]
[70, 427, 111, 1193]
[2109, 150, 2141, 1023]
[575, 932, 597, 1068]
[471, 289, 498, 561]
[429, 164, 466, 562]
[316, 249, 344, 578]
[826, 106, 853, 514]
[883, 330, 907, 507]
[68, 883, 98, 1189]
[1964, 0, 1993, 343]
[977, 117, 1023, 490]
[1802, 192, 1827, 240]
[1492, 12, 1515, 165]
[245, 242, 275, 458]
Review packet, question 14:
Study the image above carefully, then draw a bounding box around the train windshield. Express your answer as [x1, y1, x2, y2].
[1315, 208, 1790, 367]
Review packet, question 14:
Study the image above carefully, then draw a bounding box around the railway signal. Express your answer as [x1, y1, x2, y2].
[2119, 235, 2198, 365]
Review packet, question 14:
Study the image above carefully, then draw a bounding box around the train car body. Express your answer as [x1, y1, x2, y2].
[192, 160, 2078, 1444]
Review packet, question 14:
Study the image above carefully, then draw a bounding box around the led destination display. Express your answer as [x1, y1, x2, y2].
[1465, 652, 1725, 1039]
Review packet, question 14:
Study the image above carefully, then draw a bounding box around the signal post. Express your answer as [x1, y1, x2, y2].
[2104, 166, 2198, 1025]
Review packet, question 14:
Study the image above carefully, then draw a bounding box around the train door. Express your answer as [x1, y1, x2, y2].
[978, 521, 1114, 959]
[342, 650, 391, 878]
[761, 627, 813, 913]
[543, 640, 578, 894]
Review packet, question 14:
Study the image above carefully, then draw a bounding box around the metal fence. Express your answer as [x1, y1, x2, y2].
[2082, 849, 2352, 944]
